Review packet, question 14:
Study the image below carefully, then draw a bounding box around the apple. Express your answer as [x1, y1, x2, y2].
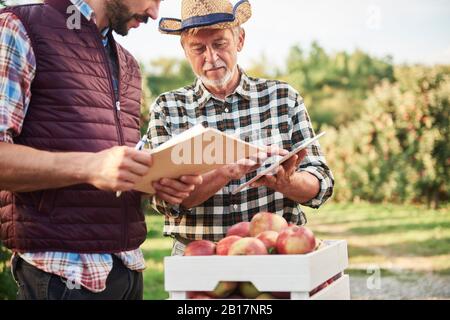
[309, 281, 328, 297]
[255, 293, 276, 299]
[207, 281, 238, 299]
[327, 272, 343, 284]
[226, 222, 251, 237]
[188, 292, 212, 299]
[315, 238, 328, 251]
[184, 240, 216, 256]
[256, 231, 279, 253]
[216, 236, 242, 256]
[226, 294, 246, 300]
[271, 292, 290, 299]
[276, 225, 316, 255]
[249, 212, 288, 237]
[239, 282, 261, 299]
[228, 237, 268, 256]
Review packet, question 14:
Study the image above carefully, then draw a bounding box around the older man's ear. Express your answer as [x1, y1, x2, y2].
[237, 28, 246, 52]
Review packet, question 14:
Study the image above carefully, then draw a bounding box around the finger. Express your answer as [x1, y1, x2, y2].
[266, 145, 289, 156]
[180, 175, 204, 186]
[114, 181, 135, 192]
[118, 170, 142, 184]
[123, 159, 151, 176]
[263, 174, 278, 186]
[295, 149, 307, 166]
[155, 191, 184, 205]
[249, 151, 269, 164]
[160, 178, 196, 192]
[248, 163, 262, 172]
[153, 182, 190, 199]
[250, 177, 267, 188]
[130, 149, 153, 167]
[273, 165, 290, 184]
[236, 158, 257, 167]
[282, 155, 298, 176]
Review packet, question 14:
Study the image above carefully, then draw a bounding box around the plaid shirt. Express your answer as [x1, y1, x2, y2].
[0, 0, 145, 293]
[147, 69, 334, 242]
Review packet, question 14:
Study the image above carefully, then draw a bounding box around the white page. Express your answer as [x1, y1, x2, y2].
[150, 124, 207, 154]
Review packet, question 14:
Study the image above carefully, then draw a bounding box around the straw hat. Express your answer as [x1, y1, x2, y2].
[159, 0, 252, 35]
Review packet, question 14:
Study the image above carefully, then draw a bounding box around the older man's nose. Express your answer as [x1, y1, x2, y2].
[204, 47, 219, 63]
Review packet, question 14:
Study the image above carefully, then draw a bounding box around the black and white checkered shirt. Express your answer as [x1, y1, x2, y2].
[146, 68, 334, 241]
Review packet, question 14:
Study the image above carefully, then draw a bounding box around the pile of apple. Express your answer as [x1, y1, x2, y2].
[183, 212, 341, 299]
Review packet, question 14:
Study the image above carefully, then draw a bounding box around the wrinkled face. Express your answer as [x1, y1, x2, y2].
[105, 0, 162, 36]
[183, 28, 245, 89]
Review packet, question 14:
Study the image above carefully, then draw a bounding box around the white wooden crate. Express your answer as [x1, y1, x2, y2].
[164, 240, 350, 300]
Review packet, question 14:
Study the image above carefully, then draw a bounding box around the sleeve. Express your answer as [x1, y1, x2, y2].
[146, 97, 192, 217]
[290, 90, 335, 209]
[0, 13, 36, 144]
[146, 98, 171, 149]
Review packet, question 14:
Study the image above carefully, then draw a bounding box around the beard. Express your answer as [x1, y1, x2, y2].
[198, 60, 237, 89]
[105, 0, 148, 36]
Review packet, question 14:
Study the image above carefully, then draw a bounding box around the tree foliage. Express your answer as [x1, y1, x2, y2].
[321, 65, 449, 208]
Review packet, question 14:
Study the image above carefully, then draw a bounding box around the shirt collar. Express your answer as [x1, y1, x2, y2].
[69, 0, 110, 46]
[193, 66, 252, 109]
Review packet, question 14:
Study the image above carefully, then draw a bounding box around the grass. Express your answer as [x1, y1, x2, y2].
[136, 202, 450, 299]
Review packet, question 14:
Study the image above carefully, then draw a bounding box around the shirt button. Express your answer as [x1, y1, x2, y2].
[224, 108, 229, 113]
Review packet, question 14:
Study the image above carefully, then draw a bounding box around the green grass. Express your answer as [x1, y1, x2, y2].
[140, 203, 450, 299]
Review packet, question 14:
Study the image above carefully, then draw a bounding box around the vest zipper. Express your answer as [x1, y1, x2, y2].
[116, 101, 121, 120]
[91, 24, 128, 250]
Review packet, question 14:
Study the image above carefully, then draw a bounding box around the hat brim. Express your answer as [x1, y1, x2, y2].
[159, 0, 252, 35]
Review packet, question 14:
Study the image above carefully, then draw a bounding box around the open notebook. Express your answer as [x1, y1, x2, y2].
[134, 124, 264, 194]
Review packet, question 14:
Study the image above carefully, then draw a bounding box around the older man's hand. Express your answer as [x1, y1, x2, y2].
[216, 144, 288, 181]
[153, 175, 204, 205]
[250, 149, 307, 191]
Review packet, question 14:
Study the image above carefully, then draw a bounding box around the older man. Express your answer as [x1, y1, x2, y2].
[0, 0, 203, 300]
[148, 0, 334, 255]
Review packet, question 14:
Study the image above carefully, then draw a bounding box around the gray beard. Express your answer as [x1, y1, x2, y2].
[197, 65, 237, 89]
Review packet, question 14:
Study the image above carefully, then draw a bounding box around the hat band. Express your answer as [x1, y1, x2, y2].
[183, 12, 235, 29]
[160, 12, 235, 33]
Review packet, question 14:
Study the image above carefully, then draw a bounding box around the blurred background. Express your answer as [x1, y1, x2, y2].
[0, 0, 449, 299]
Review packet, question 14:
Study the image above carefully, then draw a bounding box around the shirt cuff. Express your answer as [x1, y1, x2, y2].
[0, 132, 14, 144]
[299, 166, 334, 209]
[170, 204, 193, 217]
[149, 195, 193, 217]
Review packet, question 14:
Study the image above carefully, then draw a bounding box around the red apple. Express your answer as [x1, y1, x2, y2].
[309, 281, 328, 297]
[207, 281, 238, 298]
[255, 293, 276, 299]
[256, 231, 279, 253]
[226, 222, 251, 237]
[226, 294, 246, 300]
[184, 240, 216, 256]
[239, 282, 261, 299]
[216, 236, 242, 255]
[276, 225, 316, 255]
[327, 272, 342, 284]
[188, 292, 212, 299]
[249, 212, 288, 237]
[271, 292, 290, 299]
[228, 237, 268, 256]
